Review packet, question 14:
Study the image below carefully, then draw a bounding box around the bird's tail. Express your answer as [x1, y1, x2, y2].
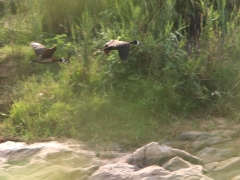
[94, 49, 104, 55]
[29, 59, 37, 63]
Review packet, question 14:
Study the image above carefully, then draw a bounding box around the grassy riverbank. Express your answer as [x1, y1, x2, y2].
[1, 0, 240, 148]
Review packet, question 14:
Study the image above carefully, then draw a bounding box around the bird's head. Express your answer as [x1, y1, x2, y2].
[130, 40, 143, 45]
[59, 58, 69, 63]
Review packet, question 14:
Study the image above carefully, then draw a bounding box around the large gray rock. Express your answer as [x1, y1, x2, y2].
[196, 147, 234, 164]
[127, 142, 203, 167]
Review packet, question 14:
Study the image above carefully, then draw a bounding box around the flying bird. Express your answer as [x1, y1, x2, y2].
[102, 39, 142, 60]
[29, 41, 69, 64]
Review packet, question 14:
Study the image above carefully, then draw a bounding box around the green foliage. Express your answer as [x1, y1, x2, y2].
[45, 34, 75, 59]
[1, 0, 240, 148]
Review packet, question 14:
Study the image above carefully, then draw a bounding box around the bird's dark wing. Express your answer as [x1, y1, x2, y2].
[30, 42, 47, 56]
[41, 46, 57, 58]
[117, 44, 130, 60]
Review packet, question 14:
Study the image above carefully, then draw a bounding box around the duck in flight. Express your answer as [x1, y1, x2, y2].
[29, 42, 69, 64]
[102, 39, 142, 60]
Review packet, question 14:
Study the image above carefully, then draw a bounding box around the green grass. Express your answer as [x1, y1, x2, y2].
[1, 0, 240, 149]
[6, 76, 167, 147]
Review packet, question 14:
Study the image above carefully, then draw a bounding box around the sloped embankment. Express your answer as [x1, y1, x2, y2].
[0, 55, 19, 115]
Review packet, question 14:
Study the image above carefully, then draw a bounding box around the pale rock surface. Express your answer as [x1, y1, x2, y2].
[196, 147, 235, 164]
[0, 140, 105, 180]
[130, 164, 213, 180]
[129, 165, 171, 180]
[205, 156, 240, 180]
[177, 131, 212, 141]
[162, 156, 192, 171]
[232, 175, 240, 180]
[192, 136, 228, 150]
[177, 130, 234, 151]
[89, 163, 140, 180]
[90, 162, 213, 180]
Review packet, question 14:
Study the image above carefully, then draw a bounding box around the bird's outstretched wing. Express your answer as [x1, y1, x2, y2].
[117, 44, 130, 60]
[30, 42, 47, 57]
[41, 46, 57, 58]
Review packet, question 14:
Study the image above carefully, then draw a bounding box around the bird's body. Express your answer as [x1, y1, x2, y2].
[30, 42, 68, 64]
[103, 40, 142, 60]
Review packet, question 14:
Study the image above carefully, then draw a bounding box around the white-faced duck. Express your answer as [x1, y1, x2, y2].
[102, 40, 142, 61]
[29, 42, 69, 64]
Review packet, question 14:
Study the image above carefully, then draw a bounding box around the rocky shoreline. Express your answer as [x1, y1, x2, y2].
[1, 118, 240, 180]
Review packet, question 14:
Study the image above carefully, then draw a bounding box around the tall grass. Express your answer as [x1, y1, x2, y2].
[1, 0, 240, 148]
